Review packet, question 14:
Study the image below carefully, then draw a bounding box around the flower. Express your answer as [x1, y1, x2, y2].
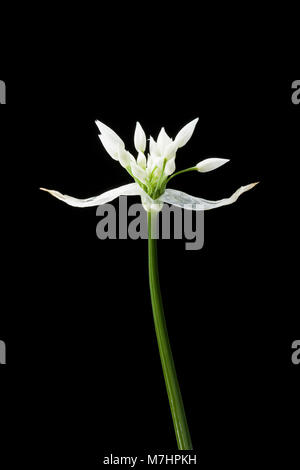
[40, 119, 258, 213]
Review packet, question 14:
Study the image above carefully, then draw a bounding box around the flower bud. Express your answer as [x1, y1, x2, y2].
[99, 134, 119, 160]
[174, 118, 199, 148]
[196, 158, 230, 173]
[134, 122, 147, 153]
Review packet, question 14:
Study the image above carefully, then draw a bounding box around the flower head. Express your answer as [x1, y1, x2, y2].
[41, 119, 258, 213]
[93, 118, 199, 201]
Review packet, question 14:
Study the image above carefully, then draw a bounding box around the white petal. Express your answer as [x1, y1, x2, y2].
[164, 141, 177, 160]
[40, 183, 142, 208]
[164, 157, 176, 176]
[99, 134, 119, 160]
[159, 183, 259, 211]
[131, 161, 147, 184]
[174, 118, 199, 148]
[157, 127, 172, 155]
[151, 155, 165, 169]
[146, 153, 155, 172]
[137, 151, 147, 169]
[134, 122, 147, 153]
[95, 120, 125, 147]
[118, 146, 134, 168]
[196, 158, 230, 173]
[149, 136, 160, 157]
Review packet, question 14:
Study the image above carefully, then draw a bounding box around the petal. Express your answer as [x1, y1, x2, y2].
[151, 155, 165, 169]
[159, 183, 259, 211]
[118, 146, 135, 168]
[40, 183, 142, 208]
[157, 127, 172, 155]
[99, 134, 119, 160]
[149, 136, 160, 157]
[137, 151, 147, 169]
[164, 157, 176, 176]
[130, 161, 147, 184]
[146, 153, 155, 172]
[174, 118, 199, 148]
[196, 158, 230, 173]
[164, 141, 177, 160]
[134, 122, 147, 153]
[95, 120, 125, 147]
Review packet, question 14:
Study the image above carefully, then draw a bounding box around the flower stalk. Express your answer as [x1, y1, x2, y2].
[148, 211, 193, 450]
[41, 118, 259, 449]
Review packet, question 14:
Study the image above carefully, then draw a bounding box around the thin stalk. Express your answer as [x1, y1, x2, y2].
[153, 159, 167, 199]
[166, 167, 197, 184]
[147, 211, 193, 450]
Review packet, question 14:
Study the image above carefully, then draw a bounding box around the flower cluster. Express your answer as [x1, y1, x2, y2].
[41, 119, 258, 213]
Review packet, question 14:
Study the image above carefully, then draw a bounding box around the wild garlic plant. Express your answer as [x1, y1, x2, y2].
[41, 118, 258, 450]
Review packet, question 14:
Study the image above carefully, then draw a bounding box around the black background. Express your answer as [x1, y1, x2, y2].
[0, 70, 299, 468]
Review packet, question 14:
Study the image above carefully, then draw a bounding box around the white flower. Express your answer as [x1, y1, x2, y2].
[41, 119, 258, 212]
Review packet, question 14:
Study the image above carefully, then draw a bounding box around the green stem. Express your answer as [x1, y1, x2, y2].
[153, 159, 167, 198]
[166, 167, 197, 184]
[147, 211, 193, 450]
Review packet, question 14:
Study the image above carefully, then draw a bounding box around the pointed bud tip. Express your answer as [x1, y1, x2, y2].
[243, 182, 260, 191]
[40, 187, 56, 195]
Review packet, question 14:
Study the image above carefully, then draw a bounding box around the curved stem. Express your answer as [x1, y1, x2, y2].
[147, 211, 193, 450]
[166, 167, 197, 184]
